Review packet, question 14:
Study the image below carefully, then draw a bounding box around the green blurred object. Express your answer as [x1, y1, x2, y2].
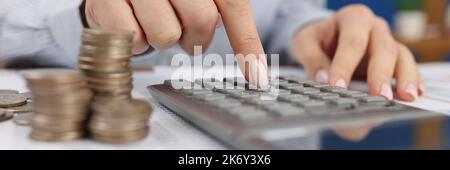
[398, 0, 424, 11]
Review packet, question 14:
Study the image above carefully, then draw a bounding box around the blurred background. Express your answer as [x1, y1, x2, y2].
[323, 0, 450, 150]
[328, 0, 450, 63]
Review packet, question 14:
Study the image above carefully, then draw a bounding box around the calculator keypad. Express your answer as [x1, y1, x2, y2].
[164, 76, 392, 122]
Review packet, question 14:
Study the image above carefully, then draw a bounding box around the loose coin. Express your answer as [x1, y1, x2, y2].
[0, 94, 28, 108]
[13, 112, 33, 126]
[7, 102, 32, 113]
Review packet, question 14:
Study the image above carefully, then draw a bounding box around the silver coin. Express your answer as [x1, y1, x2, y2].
[20, 92, 33, 100]
[7, 102, 32, 113]
[0, 94, 28, 108]
[13, 112, 33, 126]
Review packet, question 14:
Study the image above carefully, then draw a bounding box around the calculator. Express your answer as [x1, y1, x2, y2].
[148, 76, 436, 149]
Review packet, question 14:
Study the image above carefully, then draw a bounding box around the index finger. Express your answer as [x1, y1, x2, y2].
[214, 0, 268, 87]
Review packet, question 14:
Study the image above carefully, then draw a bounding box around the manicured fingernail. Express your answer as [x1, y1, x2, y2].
[249, 59, 269, 88]
[335, 79, 347, 88]
[418, 83, 426, 96]
[405, 83, 418, 100]
[315, 69, 329, 83]
[256, 60, 269, 87]
[380, 83, 393, 100]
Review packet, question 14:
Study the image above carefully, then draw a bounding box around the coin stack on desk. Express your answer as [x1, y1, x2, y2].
[78, 29, 134, 102]
[89, 99, 152, 143]
[78, 28, 153, 143]
[22, 69, 93, 142]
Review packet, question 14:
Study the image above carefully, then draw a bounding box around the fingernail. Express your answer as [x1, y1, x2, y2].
[418, 83, 426, 96]
[249, 59, 268, 88]
[405, 83, 418, 100]
[256, 60, 269, 87]
[335, 79, 347, 88]
[315, 69, 329, 83]
[380, 83, 394, 100]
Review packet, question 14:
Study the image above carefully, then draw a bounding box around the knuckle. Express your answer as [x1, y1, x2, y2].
[374, 17, 390, 29]
[346, 4, 374, 17]
[150, 29, 181, 48]
[339, 4, 374, 19]
[344, 35, 367, 50]
[189, 5, 219, 32]
[374, 38, 398, 59]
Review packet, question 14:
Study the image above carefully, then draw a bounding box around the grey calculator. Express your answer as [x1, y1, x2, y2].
[148, 76, 436, 149]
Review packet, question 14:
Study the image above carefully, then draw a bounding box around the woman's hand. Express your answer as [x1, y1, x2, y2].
[85, 0, 269, 86]
[292, 4, 424, 101]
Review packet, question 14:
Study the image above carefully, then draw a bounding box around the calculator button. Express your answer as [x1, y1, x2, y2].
[215, 89, 244, 94]
[229, 91, 260, 99]
[266, 89, 292, 97]
[264, 105, 306, 117]
[269, 80, 289, 86]
[224, 77, 247, 86]
[278, 94, 309, 102]
[338, 91, 369, 98]
[279, 83, 303, 90]
[245, 98, 277, 106]
[227, 107, 268, 121]
[182, 89, 212, 96]
[208, 99, 242, 109]
[194, 93, 227, 101]
[321, 86, 347, 93]
[303, 82, 330, 88]
[310, 93, 340, 101]
[165, 80, 193, 90]
[286, 78, 312, 84]
[359, 96, 387, 105]
[291, 87, 321, 95]
[295, 100, 327, 109]
[203, 81, 224, 89]
[330, 98, 358, 107]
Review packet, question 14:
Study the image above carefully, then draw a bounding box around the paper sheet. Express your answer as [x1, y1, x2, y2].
[0, 69, 225, 149]
[398, 63, 450, 115]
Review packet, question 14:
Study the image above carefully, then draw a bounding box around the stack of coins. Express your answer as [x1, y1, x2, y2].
[78, 29, 134, 102]
[22, 69, 93, 142]
[78, 28, 152, 143]
[89, 99, 152, 143]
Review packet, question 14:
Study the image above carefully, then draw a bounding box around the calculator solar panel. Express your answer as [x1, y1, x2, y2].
[148, 76, 434, 149]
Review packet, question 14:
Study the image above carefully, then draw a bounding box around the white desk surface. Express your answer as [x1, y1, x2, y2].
[0, 66, 307, 150]
[1, 64, 449, 150]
